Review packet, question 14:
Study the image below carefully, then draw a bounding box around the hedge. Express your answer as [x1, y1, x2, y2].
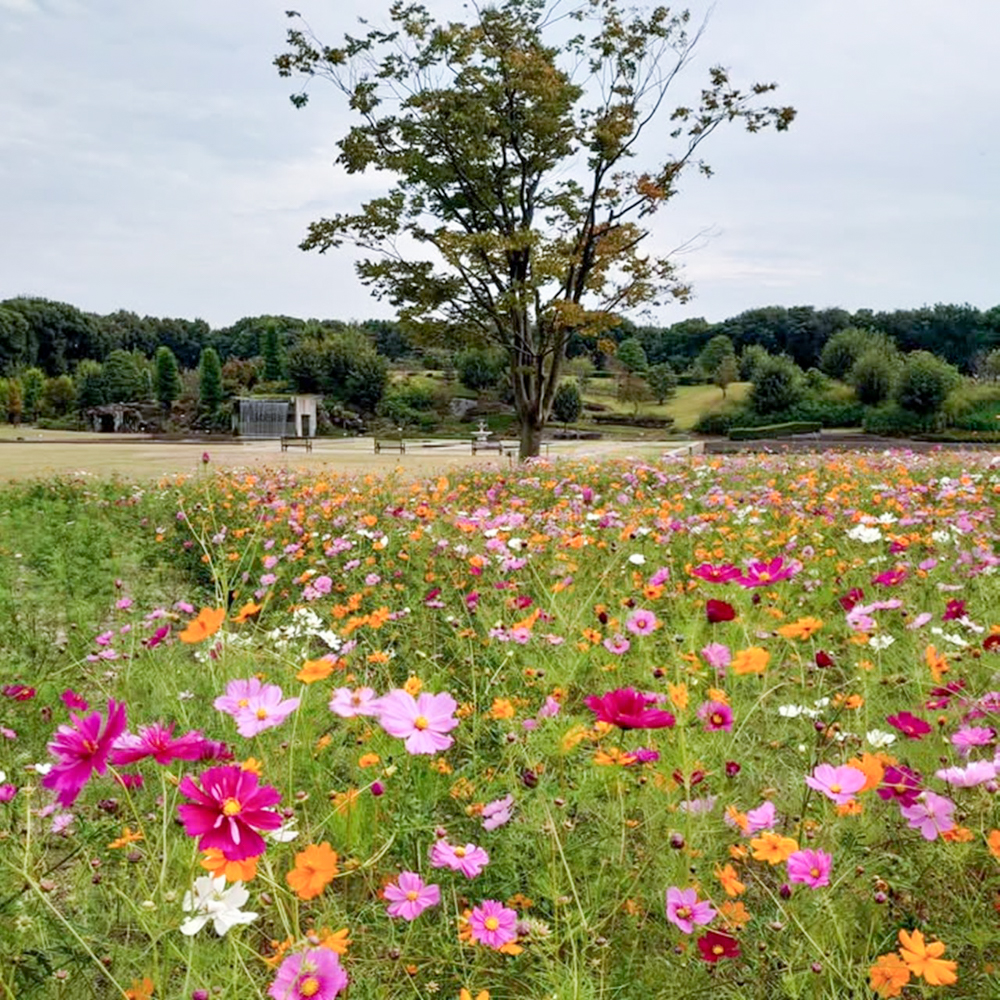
[728, 421, 822, 441]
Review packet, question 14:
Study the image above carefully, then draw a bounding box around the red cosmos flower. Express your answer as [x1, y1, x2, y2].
[886, 711, 932, 740]
[984, 633, 1000, 652]
[838, 588, 864, 612]
[2, 685, 36, 701]
[706, 599, 736, 624]
[178, 765, 282, 861]
[584, 688, 675, 730]
[814, 650, 834, 668]
[41, 699, 127, 806]
[697, 931, 740, 962]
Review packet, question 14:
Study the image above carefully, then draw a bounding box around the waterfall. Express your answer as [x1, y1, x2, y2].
[238, 398, 291, 439]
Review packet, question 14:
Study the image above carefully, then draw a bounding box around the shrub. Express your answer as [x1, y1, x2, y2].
[456, 348, 506, 392]
[894, 351, 961, 415]
[749, 354, 805, 415]
[552, 382, 582, 425]
[849, 349, 896, 406]
[738, 344, 770, 381]
[646, 362, 678, 404]
[862, 402, 936, 436]
[942, 382, 1000, 431]
[728, 421, 821, 440]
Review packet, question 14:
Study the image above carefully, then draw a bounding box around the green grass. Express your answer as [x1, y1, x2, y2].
[581, 380, 750, 430]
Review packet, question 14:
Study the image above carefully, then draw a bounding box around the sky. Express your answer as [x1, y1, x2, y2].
[1, 0, 998, 331]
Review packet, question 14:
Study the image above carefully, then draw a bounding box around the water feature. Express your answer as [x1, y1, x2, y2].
[238, 398, 291, 439]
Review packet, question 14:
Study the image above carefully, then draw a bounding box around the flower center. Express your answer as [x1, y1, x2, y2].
[829, 784, 842, 793]
[810, 867, 821, 878]
[256, 708, 269, 719]
[299, 977, 321, 997]
[484, 916, 499, 931]
[222, 798, 242, 816]
[712, 944, 724, 956]
[758, 571, 771, 582]
[711, 714, 724, 726]
[82, 739, 99, 755]
[454, 847, 466, 858]
[414, 715, 429, 730]
[406, 890, 419, 901]
[676, 906, 691, 920]
[237, 698, 249, 708]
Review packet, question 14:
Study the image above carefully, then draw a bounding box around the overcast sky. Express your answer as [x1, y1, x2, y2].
[2, 0, 998, 330]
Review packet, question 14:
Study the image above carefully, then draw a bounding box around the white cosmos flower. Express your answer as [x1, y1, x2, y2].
[847, 524, 882, 544]
[268, 818, 299, 843]
[627, 553, 646, 565]
[868, 634, 895, 651]
[179, 876, 257, 936]
[867, 729, 897, 748]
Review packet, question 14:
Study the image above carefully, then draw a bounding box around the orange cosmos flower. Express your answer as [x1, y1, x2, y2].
[897, 929, 958, 986]
[731, 647, 770, 675]
[403, 675, 423, 696]
[925, 644, 949, 683]
[108, 826, 144, 850]
[776, 616, 824, 640]
[714, 863, 746, 897]
[749, 831, 799, 864]
[846, 753, 884, 792]
[178, 606, 226, 643]
[667, 682, 689, 711]
[310, 926, 351, 955]
[488, 698, 516, 720]
[200, 849, 259, 883]
[869, 953, 910, 997]
[230, 601, 261, 624]
[459, 991, 489, 1000]
[987, 829, 1000, 859]
[297, 657, 335, 683]
[286, 842, 339, 900]
[718, 900, 751, 930]
[124, 977, 155, 1000]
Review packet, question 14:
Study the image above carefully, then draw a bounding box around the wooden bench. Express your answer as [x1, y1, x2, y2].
[280, 436, 313, 452]
[374, 438, 406, 454]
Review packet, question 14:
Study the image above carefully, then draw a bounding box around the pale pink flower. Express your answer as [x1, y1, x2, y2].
[384, 871, 440, 921]
[805, 763, 866, 805]
[328, 687, 381, 719]
[665, 887, 716, 934]
[430, 840, 490, 878]
[377, 689, 459, 755]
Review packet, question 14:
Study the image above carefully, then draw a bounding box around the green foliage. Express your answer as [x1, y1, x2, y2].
[552, 381, 582, 424]
[40, 375, 76, 418]
[894, 350, 961, 415]
[739, 343, 770, 381]
[102, 349, 151, 403]
[728, 420, 821, 440]
[276, 1, 794, 455]
[0, 306, 30, 374]
[0, 296, 108, 374]
[696, 334, 735, 377]
[20, 366, 46, 421]
[614, 337, 648, 374]
[286, 339, 326, 394]
[154, 346, 182, 409]
[849, 348, 896, 405]
[749, 354, 805, 415]
[456, 347, 506, 393]
[73, 359, 106, 410]
[713, 352, 739, 397]
[198, 347, 224, 412]
[344, 350, 389, 414]
[980, 348, 1000, 381]
[940, 380, 1000, 430]
[262, 320, 286, 381]
[862, 401, 937, 435]
[646, 362, 678, 404]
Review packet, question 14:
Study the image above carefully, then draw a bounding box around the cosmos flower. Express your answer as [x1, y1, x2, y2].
[697, 931, 740, 962]
[384, 871, 441, 920]
[468, 900, 518, 949]
[897, 929, 958, 986]
[430, 839, 490, 878]
[584, 689, 675, 730]
[735, 556, 800, 588]
[900, 791, 955, 840]
[179, 875, 258, 936]
[625, 608, 659, 636]
[786, 849, 832, 888]
[232, 684, 301, 738]
[267, 948, 348, 1000]
[665, 887, 716, 933]
[376, 689, 460, 755]
[286, 843, 339, 901]
[328, 687, 382, 718]
[697, 700, 733, 732]
[112, 723, 218, 766]
[805, 763, 867, 805]
[705, 599, 736, 623]
[886, 712, 932, 740]
[41, 699, 127, 806]
[482, 794, 515, 831]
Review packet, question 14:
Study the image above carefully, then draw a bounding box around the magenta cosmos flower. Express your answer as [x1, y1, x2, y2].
[697, 700, 733, 732]
[665, 887, 716, 934]
[625, 608, 659, 636]
[886, 711, 932, 740]
[377, 689, 459, 755]
[786, 849, 832, 888]
[585, 688, 675, 730]
[112, 722, 219, 766]
[735, 556, 800, 588]
[430, 839, 490, 878]
[804, 763, 866, 805]
[468, 900, 518, 949]
[177, 765, 282, 860]
[267, 947, 347, 1000]
[691, 563, 742, 584]
[384, 871, 441, 920]
[41, 699, 127, 806]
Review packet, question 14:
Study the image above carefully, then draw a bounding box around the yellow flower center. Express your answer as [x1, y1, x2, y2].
[810, 867, 821, 878]
[830, 784, 841, 794]
[711, 713, 724, 726]
[299, 977, 321, 997]
[484, 916, 499, 931]
[414, 715, 429, 730]
[222, 798, 242, 816]
[237, 698, 249, 708]
[454, 847, 466, 858]
[256, 708, 268, 720]
[712, 944, 724, 956]
[406, 890, 419, 901]
[676, 906, 691, 920]
[758, 571, 771, 582]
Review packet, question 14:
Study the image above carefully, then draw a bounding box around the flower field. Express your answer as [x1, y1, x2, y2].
[3, 451, 1000, 999]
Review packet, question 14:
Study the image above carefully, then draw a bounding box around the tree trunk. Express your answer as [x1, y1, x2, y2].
[519, 417, 543, 460]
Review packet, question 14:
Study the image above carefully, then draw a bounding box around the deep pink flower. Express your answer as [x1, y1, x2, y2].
[706, 599, 736, 623]
[267, 947, 347, 1000]
[805, 763, 866, 805]
[942, 599, 966, 621]
[697, 701, 733, 732]
[468, 900, 518, 949]
[872, 567, 907, 588]
[697, 931, 740, 962]
[887, 711, 932, 740]
[900, 791, 955, 840]
[814, 650, 834, 668]
[584, 689, 675, 730]
[60, 690, 88, 712]
[665, 887, 716, 933]
[2, 685, 35, 701]
[430, 839, 490, 878]
[838, 587, 864, 612]
[877, 765, 923, 807]
[0, 784, 17, 803]
[735, 556, 800, 588]
[786, 849, 832, 888]
[177, 765, 281, 861]
[377, 689, 459, 755]
[112, 723, 219, 765]
[384, 871, 441, 920]
[691, 563, 741, 584]
[41, 699, 127, 806]
[625, 608, 659, 636]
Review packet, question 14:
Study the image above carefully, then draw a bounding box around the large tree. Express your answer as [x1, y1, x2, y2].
[276, 0, 794, 457]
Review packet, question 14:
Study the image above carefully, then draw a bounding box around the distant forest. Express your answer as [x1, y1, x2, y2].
[2, 296, 999, 376]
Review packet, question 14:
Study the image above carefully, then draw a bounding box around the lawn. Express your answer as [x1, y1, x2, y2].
[2, 450, 998, 999]
[581, 380, 749, 430]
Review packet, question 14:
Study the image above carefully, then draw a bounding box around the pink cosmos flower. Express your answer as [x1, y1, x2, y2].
[665, 887, 716, 934]
[328, 687, 382, 719]
[267, 947, 348, 1000]
[602, 633, 631, 655]
[697, 701, 733, 732]
[951, 726, 995, 756]
[482, 793, 515, 831]
[112, 723, 218, 765]
[584, 688, 675, 730]
[900, 791, 955, 840]
[935, 760, 997, 787]
[735, 556, 800, 588]
[177, 765, 282, 861]
[430, 839, 490, 878]
[41, 699, 127, 806]
[384, 871, 441, 920]
[886, 711, 932, 739]
[877, 765, 923, 807]
[625, 608, 659, 636]
[214, 678, 265, 716]
[700, 643, 731, 672]
[786, 849, 832, 888]
[468, 900, 518, 949]
[377, 689, 459, 755]
[0, 784, 17, 803]
[804, 763, 866, 805]
[744, 800, 777, 835]
[692, 563, 742, 584]
[60, 690, 88, 712]
[231, 684, 300, 738]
